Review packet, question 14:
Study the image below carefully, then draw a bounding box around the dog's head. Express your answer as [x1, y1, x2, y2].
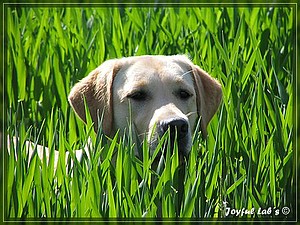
[68, 55, 222, 157]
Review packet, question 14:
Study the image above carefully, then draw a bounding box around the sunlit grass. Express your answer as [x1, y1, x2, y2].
[4, 6, 295, 220]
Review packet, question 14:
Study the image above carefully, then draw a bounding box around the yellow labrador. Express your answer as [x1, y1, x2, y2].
[7, 55, 221, 170]
[69, 55, 222, 158]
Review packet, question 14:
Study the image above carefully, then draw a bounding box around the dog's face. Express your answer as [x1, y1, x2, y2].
[112, 56, 197, 156]
[68, 55, 222, 158]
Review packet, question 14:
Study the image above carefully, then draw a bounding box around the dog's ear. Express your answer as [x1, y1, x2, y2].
[192, 65, 222, 137]
[68, 60, 120, 136]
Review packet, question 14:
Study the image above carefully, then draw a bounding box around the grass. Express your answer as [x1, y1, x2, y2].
[4, 5, 296, 221]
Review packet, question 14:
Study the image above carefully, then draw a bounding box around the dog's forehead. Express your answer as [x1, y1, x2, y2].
[120, 56, 193, 85]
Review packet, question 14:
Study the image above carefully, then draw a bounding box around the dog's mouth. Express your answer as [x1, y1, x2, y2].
[148, 129, 191, 167]
[150, 147, 187, 180]
[158, 130, 191, 157]
[153, 148, 187, 166]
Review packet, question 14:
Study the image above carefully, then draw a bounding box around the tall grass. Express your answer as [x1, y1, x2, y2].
[4, 6, 295, 221]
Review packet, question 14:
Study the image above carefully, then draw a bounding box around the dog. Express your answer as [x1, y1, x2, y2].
[7, 55, 221, 168]
[68, 55, 222, 159]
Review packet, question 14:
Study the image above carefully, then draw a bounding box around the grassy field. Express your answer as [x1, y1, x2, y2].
[4, 5, 296, 221]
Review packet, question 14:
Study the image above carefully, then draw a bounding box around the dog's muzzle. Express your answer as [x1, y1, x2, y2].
[157, 118, 190, 157]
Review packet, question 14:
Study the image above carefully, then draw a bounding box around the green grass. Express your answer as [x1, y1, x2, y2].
[4, 6, 295, 220]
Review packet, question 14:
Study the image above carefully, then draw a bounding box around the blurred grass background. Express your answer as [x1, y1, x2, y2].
[3, 5, 296, 220]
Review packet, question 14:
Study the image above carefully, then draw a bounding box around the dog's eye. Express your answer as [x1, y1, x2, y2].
[178, 89, 192, 100]
[127, 91, 147, 101]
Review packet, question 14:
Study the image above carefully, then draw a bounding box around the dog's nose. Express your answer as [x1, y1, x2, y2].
[160, 118, 189, 139]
